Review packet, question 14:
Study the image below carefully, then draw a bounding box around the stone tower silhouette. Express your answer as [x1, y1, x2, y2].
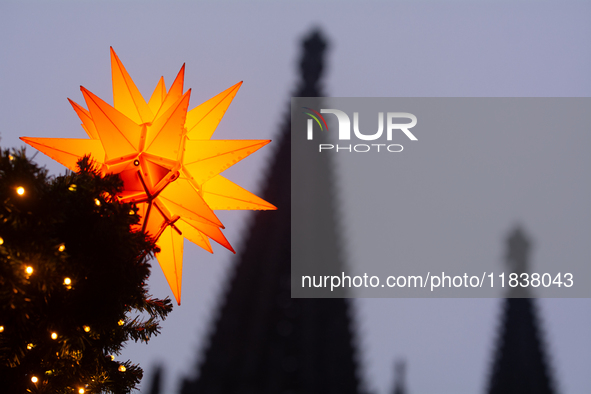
[180, 29, 361, 394]
[392, 360, 406, 394]
[487, 226, 557, 394]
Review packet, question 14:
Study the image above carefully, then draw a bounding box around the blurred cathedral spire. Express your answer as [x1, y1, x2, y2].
[487, 226, 557, 394]
[505, 226, 531, 276]
[179, 28, 361, 394]
[296, 28, 327, 96]
[392, 360, 406, 394]
[144, 364, 163, 394]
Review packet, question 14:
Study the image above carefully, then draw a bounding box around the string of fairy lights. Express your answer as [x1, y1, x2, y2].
[1, 179, 135, 393]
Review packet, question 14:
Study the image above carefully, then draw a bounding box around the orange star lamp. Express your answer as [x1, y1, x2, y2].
[21, 48, 276, 305]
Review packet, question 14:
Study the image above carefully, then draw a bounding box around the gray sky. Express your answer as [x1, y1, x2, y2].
[1, 1, 590, 393]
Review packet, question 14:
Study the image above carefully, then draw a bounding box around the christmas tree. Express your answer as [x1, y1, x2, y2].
[0, 149, 173, 393]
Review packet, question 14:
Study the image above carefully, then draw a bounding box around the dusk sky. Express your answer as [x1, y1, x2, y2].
[2, 1, 590, 393]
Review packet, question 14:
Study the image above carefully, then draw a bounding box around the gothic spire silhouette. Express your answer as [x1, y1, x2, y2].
[144, 365, 163, 394]
[180, 28, 361, 394]
[487, 226, 557, 394]
[392, 360, 406, 394]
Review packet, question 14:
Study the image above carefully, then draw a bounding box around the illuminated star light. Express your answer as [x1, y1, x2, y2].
[21, 48, 276, 304]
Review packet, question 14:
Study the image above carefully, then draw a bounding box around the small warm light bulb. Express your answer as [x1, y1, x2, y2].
[118, 320, 124, 326]
[0, 237, 4, 245]
[16, 187, 25, 196]
[78, 388, 85, 394]
[58, 244, 66, 252]
[51, 332, 57, 340]
[0, 326, 4, 332]
[118, 365, 126, 372]
[129, 209, 135, 215]
[27, 343, 34, 350]
[110, 355, 115, 361]
[83, 325, 90, 333]
[25, 266, 33, 275]
[69, 184, 77, 191]
[64, 277, 72, 285]
[31, 376, 38, 383]
[8, 155, 14, 161]
[94, 198, 101, 206]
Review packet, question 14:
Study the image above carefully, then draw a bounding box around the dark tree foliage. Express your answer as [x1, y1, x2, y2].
[0, 149, 173, 393]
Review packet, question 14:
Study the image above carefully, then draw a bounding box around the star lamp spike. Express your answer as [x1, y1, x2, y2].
[68, 98, 99, 139]
[20, 48, 276, 305]
[148, 77, 167, 114]
[110, 47, 154, 124]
